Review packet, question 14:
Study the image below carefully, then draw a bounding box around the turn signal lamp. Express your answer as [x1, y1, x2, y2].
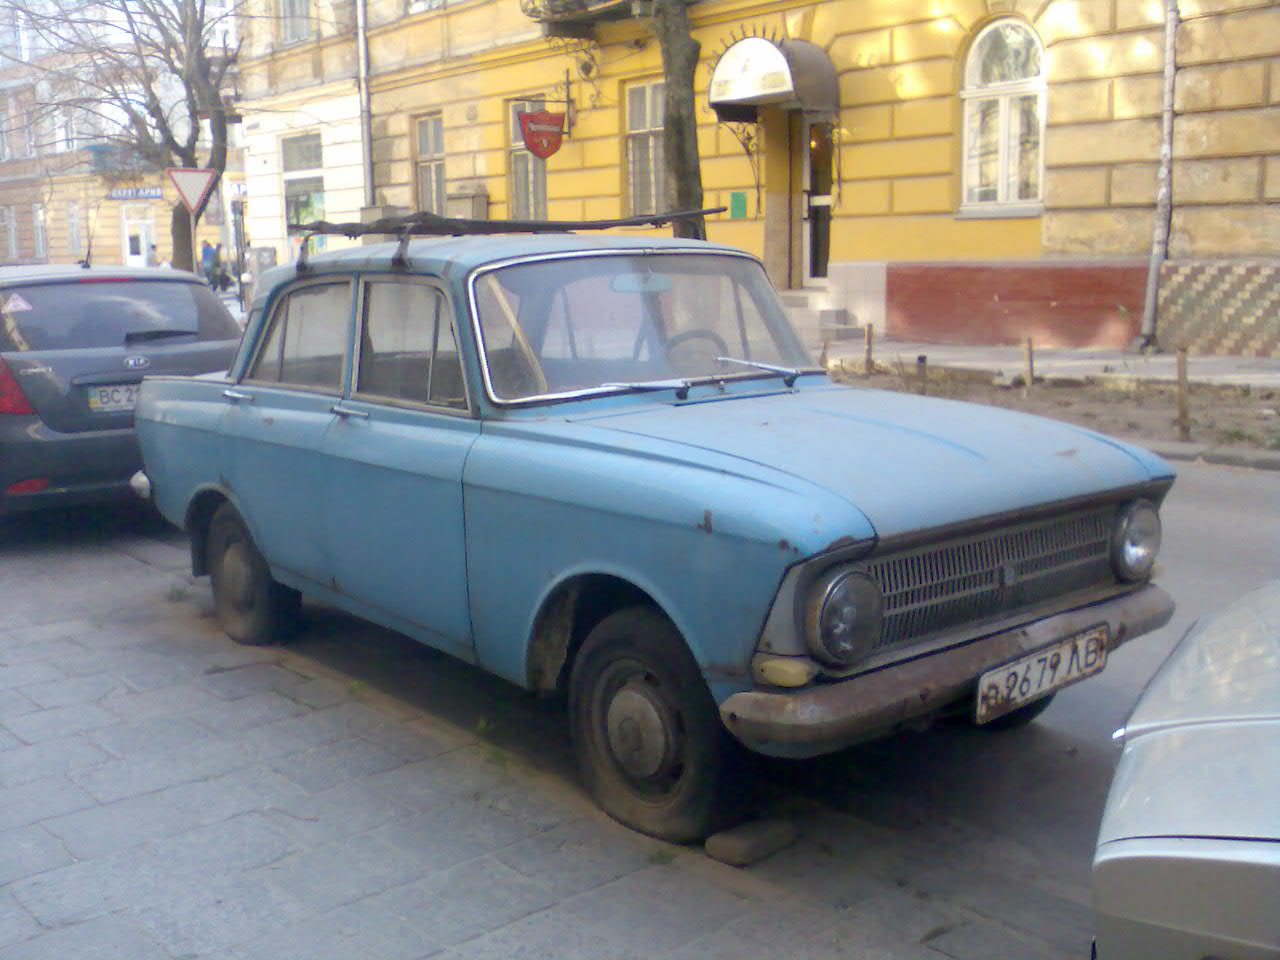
[0, 359, 33, 415]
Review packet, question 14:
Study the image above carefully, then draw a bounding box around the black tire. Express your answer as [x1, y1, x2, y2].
[206, 502, 300, 646]
[569, 607, 726, 843]
[978, 691, 1058, 731]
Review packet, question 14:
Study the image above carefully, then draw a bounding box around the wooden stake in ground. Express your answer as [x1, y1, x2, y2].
[1024, 337, 1035, 398]
[864, 325, 875, 375]
[916, 355, 928, 395]
[1176, 348, 1191, 442]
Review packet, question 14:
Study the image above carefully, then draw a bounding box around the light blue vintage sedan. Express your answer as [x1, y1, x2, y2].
[134, 220, 1175, 841]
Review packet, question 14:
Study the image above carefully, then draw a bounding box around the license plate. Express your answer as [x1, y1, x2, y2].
[975, 624, 1109, 724]
[87, 383, 140, 412]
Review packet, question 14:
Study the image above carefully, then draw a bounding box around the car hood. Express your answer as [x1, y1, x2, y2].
[570, 383, 1170, 538]
[1098, 582, 1280, 845]
[1124, 581, 1280, 737]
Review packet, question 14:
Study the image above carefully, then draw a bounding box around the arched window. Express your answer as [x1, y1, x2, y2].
[961, 19, 1045, 214]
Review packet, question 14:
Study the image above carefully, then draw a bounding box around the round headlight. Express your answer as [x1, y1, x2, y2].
[1112, 500, 1161, 582]
[806, 569, 883, 667]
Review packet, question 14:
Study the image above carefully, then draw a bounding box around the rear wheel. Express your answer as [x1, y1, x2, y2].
[206, 502, 300, 646]
[569, 607, 726, 843]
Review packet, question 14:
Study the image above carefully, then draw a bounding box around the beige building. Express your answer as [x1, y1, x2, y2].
[235, 0, 1279, 354]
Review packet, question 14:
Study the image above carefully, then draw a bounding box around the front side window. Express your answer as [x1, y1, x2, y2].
[414, 114, 446, 215]
[961, 19, 1044, 213]
[509, 98, 547, 221]
[627, 81, 666, 215]
[282, 132, 324, 229]
[357, 280, 466, 409]
[249, 281, 349, 391]
[280, 0, 310, 43]
[474, 253, 811, 402]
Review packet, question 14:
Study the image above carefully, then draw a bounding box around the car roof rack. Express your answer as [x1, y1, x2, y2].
[287, 207, 726, 272]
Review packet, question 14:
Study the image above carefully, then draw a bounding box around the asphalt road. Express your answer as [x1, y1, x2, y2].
[1, 460, 1276, 960]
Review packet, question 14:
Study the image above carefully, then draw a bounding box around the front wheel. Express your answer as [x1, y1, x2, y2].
[569, 607, 726, 843]
[206, 502, 300, 646]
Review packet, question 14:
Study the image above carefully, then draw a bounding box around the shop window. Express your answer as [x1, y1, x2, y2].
[960, 19, 1044, 216]
[509, 98, 547, 221]
[282, 132, 324, 229]
[627, 81, 665, 216]
[414, 114, 446, 215]
[280, 0, 310, 44]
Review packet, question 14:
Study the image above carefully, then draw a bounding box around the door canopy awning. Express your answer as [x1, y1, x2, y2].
[708, 37, 839, 122]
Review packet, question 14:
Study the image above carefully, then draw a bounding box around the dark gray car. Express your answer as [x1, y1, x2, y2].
[0, 265, 241, 516]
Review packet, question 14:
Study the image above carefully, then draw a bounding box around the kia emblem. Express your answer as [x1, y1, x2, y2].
[124, 355, 150, 369]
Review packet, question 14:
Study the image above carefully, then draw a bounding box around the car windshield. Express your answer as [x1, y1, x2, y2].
[0, 278, 241, 352]
[473, 253, 814, 401]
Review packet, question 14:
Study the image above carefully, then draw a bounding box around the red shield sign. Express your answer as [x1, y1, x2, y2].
[518, 110, 566, 160]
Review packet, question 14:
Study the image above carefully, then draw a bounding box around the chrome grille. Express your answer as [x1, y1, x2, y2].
[865, 507, 1115, 650]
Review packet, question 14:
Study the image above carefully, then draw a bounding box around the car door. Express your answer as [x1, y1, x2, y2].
[220, 278, 352, 589]
[320, 276, 479, 661]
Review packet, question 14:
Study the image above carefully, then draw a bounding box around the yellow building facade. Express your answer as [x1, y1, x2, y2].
[237, 0, 1279, 353]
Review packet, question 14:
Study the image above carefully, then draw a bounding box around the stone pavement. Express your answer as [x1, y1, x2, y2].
[1, 506, 1094, 960]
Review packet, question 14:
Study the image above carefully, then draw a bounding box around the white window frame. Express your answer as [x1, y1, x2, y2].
[0, 97, 9, 162]
[508, 98, 547, 221]
[626, 80, 666, 216]
[0, 207, 15, 260]
[279, 0, 310, 44]
[958, 18, 1045, 219]
[67, 201, 82, 258]
[32, 204, 45, 259]
[414, 113, 446, 215]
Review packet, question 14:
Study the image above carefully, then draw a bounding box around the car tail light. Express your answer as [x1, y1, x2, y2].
[0, 358, 34, 415]
[6, 478, 49, 495]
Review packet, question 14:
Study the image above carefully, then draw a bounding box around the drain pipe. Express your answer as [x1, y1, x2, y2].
[356, 0, 375, 209]
[1135, 0, 1180, 350]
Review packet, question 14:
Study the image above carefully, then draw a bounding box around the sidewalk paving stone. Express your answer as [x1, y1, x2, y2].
[19, 675, 123, 710]
[4, 702, 119, 743]
[256, 832, 428, 914]
[0, 736, 112, 789]
[0, 775, 97, 832]
[0, 891, 42, 951]
[1, 913, 171, 960]
[0, 825, 74, 886]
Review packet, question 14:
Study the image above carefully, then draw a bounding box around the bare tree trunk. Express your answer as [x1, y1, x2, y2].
[171, 204, 194, 272]
[652, 0, 705, 240]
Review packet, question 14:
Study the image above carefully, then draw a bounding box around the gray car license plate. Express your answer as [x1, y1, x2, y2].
[975, 624, 1109, 724]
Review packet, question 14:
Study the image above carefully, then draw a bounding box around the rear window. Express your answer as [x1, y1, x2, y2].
[0, 279, 241, 351]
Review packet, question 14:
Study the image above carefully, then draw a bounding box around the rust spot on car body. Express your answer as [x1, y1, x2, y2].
[698, 510, 713, 533]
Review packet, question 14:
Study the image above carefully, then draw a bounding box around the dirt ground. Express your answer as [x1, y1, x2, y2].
[829, 358, 1280, 452]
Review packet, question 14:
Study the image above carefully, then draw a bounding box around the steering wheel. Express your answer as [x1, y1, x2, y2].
[665, 329, 730, 372]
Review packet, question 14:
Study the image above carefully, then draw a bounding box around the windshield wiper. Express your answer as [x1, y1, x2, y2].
[602, 378, 693, 400]
[125, 329, 196, 344]
[713, 357, 817, 388]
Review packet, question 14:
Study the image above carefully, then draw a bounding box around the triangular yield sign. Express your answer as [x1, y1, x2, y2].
[166, 167, 219, 214]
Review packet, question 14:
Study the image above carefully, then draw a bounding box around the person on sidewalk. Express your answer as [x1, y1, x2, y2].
[200, 240, 216, 285]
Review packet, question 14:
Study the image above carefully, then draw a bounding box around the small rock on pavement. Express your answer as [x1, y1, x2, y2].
[705, 818, 799, 867]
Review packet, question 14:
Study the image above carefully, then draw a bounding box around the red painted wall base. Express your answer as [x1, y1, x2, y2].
[886, 261, 1147, 348]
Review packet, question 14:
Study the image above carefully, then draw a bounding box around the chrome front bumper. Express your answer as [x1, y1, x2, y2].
[720, 583, 1175, 758]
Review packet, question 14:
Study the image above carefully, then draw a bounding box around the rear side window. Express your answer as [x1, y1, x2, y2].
[248, 281, 350, 392]
[0, 279, 241, 351]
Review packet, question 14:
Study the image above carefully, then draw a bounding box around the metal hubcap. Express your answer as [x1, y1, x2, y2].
[605, 680, 675, 780]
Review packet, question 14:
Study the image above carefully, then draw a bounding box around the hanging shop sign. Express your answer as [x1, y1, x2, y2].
[108, 186, 164, 200]
[518, 110, 567, 160]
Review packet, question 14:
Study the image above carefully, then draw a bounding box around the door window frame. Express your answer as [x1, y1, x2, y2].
[242, 277, 354, 396]
[351, 275, 473, 416]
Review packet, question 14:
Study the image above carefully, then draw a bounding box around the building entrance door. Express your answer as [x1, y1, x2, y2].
[122, 208, 154, 267]
[803, 119, 834, 281]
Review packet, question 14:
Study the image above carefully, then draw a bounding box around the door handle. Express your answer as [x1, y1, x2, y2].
[222, 389, 253, 402]
[330, 403, 370, 420]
